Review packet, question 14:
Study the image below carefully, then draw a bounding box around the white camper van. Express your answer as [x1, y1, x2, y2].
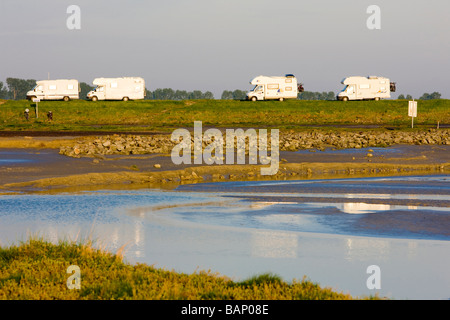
[27, 79, 80, 101]
[246, 74, 303, 101]
[87, 77, 146, 101]
[337, 76, 396, 101]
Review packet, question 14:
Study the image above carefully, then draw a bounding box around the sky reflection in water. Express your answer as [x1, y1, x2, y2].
[0, 175, 449, 300]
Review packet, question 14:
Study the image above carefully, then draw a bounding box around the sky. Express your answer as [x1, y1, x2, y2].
[1, 0, 449, 98]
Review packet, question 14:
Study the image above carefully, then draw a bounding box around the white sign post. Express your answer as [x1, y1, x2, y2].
[408, 100, 417, 128]
[32, 98, 40, 118]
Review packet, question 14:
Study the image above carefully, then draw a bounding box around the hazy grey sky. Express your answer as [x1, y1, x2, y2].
[1, 0, 449, 98]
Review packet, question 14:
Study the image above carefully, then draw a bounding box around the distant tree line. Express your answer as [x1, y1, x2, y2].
[145, 88, 214, 100]
[221, 90, 247, 100]
[419, 92, 441, 100]
[0, 81, 8, 99]
[397, 92, 441, 100]
[80, 82, 95, 99]
[298, 91, 336, 100]
[0, 78, 36, 100]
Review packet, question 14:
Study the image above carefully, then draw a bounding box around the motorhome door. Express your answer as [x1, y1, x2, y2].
[347, 85, 356, 99]
[254, 85, 264, 100]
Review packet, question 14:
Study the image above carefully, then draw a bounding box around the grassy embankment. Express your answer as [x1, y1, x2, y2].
[0, 238, 378, 300]
[0, 99, 448, 132]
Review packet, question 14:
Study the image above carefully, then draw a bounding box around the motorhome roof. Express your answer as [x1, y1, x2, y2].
[93, 77, 144, 85]
[342, 76, 389, 84]
[250, 75, 297, 84]
[37, 79, 78, 82]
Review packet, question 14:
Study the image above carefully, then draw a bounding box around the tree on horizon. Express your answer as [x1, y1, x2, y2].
[5, 77, 36, 100]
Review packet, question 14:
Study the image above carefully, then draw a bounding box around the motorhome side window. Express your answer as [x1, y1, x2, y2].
[253, 85, 263, 91]
[267, 84, 279, 90]
[68, 84, 74, 90]
[49, 85, 57, 90]
[360, 84, 370, 89]
[111, 83, 118, 88]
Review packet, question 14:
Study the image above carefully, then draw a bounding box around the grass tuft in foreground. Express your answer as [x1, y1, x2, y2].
[0, 238, 381, 300]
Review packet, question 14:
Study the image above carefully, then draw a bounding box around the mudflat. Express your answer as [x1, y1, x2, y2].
[0, 135, 448, 193]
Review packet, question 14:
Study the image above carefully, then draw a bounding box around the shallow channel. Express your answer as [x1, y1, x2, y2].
[0, 175, 449, 300]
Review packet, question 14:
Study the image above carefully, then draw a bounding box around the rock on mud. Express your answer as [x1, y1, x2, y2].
[59, 129, 450, 158]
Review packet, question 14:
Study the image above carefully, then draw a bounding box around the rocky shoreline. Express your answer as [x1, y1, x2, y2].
[58, 129, 450, 158]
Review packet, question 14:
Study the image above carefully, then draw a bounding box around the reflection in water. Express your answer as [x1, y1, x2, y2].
[0, 175, 449, 299]
[341, 203, 391, 214]
[407, 241, 419, 260]
[250, 201, 298, 209]
[345, 194, 391, 199]
[110, 227, 120, 250]
[345, 238, 391, 262]
[250, 230, 298, 258]
[134, 211, 145, 258]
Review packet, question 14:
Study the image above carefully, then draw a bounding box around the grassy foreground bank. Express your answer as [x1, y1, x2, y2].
[0, 239, 377, 300]
[0, 99, 448, 132]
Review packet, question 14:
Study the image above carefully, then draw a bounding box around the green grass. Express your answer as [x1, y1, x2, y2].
[0, 99, 448, 132]
[0, 238, 380, 300]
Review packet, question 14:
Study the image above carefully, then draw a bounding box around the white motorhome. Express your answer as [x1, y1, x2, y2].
[337, 76, 396, 101]
[27, 79, 80, 101]
[246, 74, 303, 101]
[87, 77, 146, 101]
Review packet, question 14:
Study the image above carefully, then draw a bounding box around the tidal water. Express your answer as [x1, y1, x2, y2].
[0, 151, 36, 165]
[0, 175, 449, 300]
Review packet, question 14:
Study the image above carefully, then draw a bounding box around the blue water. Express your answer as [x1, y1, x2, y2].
[0, 150, 45, 165]
[0, 159, 33, 164]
